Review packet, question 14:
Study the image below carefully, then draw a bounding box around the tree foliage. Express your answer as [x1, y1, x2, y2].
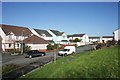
[47, 44, 54, 50]
[73, 38, 81, 42]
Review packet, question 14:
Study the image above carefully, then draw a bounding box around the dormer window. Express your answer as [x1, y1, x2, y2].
[41, 33, 46, 37]
[8, 32, 14, 41]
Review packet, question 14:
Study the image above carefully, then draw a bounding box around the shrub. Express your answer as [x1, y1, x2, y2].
[73, 38, 81, 42]
[96, 43, 106, 49]
[23, 46, 31, 53]
[92, 41, 98, 45]
[106, 40, 115, 47]
[47, 44, 54, 50]
[117, 40, 120, 45]
[54, 44, 62, 49]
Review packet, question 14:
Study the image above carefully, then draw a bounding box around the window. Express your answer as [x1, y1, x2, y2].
[16, 36, 19, 40]
[63, 36, 65, 39]
[9, 44, 11, 47]
[9, 35, 12, 41]
[68, 49, 70, 51]
[42, 33, 46, 37]
[17, 44, 19, 47]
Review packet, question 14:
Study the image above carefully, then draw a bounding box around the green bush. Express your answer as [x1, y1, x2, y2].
[73, 38, 81, 42]
[54, 44, 61, 49]
[23, 46, 31, 53]
[96, 43, 106, 49]
[47, 44, 54, 50]
[92, 41, 99, 45]
[117, 40, 120, 45]
[106, 40, 115, 47]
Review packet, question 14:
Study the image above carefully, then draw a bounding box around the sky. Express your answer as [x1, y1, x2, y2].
[1, 2, 118, 36]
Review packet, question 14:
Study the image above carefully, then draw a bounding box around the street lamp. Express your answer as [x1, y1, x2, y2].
[21, 30, 24, 55]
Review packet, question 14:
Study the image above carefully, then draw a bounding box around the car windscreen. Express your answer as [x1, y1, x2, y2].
[60, 49, 68, 51]
[26, 51, 36, 54]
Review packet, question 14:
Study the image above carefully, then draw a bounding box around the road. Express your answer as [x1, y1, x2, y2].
[1, 45, 94, 79]
[1, 45, 94, 66]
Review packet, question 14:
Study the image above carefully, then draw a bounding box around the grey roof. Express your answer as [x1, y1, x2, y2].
[89, 36, 100, 39]
[102, 36, 113, 38]
[49, 29, 64, 36]
[68, 34, 85, 37]
[34, 29, 52, 37]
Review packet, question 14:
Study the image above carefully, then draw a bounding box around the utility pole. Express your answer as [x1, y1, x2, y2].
[54, 41, 59, 63]
[85, 35, 86, 45]
[21, 30, 24, 55]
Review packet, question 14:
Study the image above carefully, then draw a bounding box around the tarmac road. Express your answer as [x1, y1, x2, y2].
[1, 44, 94, 79]
[2, 44, 94, 66]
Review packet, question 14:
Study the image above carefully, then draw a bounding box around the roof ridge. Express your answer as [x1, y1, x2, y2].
[1, 24, 29, 29]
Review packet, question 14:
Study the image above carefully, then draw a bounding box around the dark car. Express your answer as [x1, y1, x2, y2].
[24, 50, 45, 58]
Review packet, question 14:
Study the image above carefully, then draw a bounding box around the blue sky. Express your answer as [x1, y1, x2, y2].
[2, 2, 118, 36]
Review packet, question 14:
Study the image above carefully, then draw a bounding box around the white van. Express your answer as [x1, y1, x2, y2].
[58, 46, 76, 56]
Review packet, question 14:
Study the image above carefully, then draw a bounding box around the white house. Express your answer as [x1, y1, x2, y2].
[31, 28, 54, 44]
[68, 34, 89, 43]
[68, 34, 89, 46]
[31, 28, 53, 40]
[102, 36, 113, 43]
[0, 24, 32, 51]
[113, 28, 120, 41]
[48, 29, 69, 44]
[89, 36, 101, 43]
[23, 35, 49, 50]
[0, 36, 2, 51]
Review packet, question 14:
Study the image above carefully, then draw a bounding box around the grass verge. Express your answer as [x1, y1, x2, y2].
[21, 46, 119, 78]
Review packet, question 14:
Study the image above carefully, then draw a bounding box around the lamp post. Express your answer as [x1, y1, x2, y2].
[21, 30, 24, 55]
[85, 35, 86, 45]
[54, 40, 57, 63]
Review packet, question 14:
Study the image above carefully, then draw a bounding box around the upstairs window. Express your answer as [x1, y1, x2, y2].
[42, 33, 46, 37]
[9, 44, 11, 47]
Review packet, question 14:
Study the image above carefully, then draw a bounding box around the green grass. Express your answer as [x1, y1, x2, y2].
[21, 46, 119, 78]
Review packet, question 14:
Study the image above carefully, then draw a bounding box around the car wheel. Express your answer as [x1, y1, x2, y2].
[41, 54, 44, 56]
[29, 55, 32, 58]
[64, 53, 67, 56]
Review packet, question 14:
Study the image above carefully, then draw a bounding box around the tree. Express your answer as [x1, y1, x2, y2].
[47, 44, 54, 50]
[73, 38, 81, 42]
[23, 45, 31, 53]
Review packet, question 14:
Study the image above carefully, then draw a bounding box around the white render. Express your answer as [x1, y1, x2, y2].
[82, 34, 89, 43]
[113, 28, 120, 41]
[48, 30, 69, 44]
[102, 37, 113, 43]
[25, 44, 48, 50]
[68, 34, 89, 43]
[89, 37, 101, 43]
[89, 38, 100, 42]
[0, 27, 29, 51]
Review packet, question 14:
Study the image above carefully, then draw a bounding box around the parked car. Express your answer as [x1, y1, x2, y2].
[24, 50, 45, 58]
[58, 46, 76, 56]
